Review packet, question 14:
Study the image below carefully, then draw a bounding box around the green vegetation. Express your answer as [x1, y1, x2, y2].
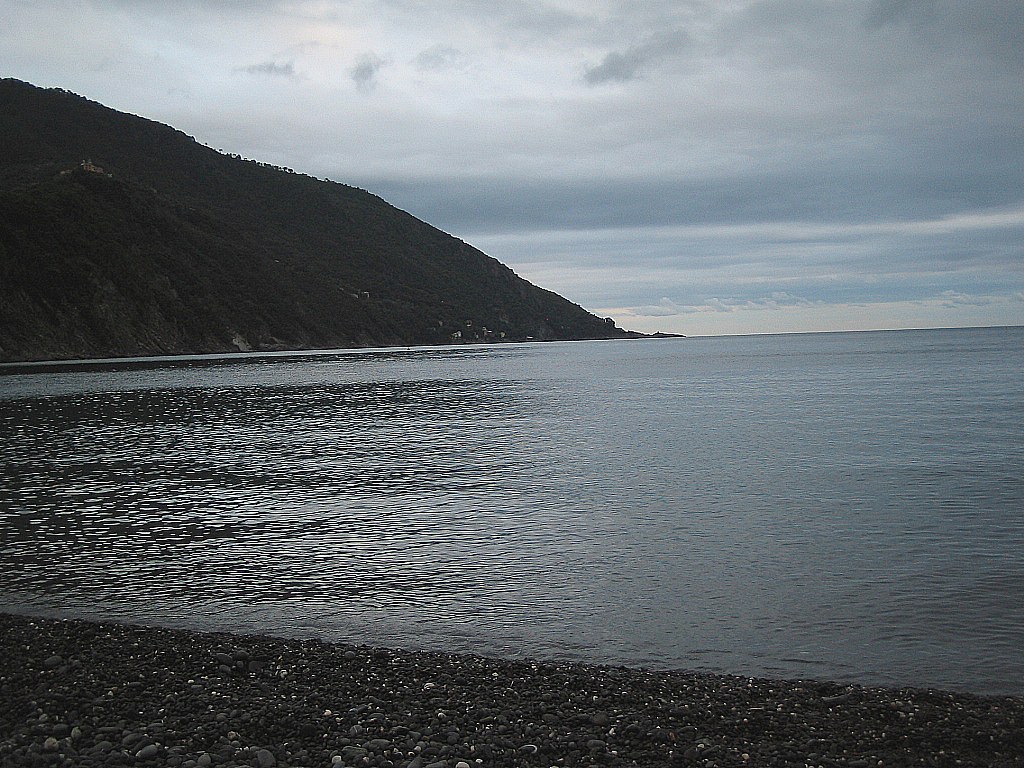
[0, 79, 633, 362]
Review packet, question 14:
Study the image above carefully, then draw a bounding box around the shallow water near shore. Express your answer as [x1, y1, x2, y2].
[2, 327, 1023, 696]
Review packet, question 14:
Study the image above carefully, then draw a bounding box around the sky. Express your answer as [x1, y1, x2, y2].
[3, 0, 1023, 335]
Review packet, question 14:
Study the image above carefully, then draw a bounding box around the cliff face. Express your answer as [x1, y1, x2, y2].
[0, 79, 629, 362]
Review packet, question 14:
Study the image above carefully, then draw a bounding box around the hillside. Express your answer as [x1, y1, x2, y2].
[0, 79, 633, 362]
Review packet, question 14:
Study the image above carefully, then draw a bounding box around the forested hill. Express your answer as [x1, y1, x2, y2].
[0, 78, 634, 362]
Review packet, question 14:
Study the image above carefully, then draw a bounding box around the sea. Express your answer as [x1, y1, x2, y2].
[1, 326, 1022, 697]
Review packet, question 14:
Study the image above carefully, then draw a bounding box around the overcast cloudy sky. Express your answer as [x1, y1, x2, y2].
[3, 0, 1023, 335]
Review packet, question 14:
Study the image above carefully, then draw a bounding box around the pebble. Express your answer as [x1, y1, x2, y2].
[43, 655, 63, 669]
[2, 612, 1021, 768]
[136, 743, 159, 759]
[342, 745, 368, 760]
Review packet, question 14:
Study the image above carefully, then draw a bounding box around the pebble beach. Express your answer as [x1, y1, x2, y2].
[2, 612, 1022, 768]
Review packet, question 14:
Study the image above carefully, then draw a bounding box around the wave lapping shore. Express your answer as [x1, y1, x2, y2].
[1, 612, 1022, 767]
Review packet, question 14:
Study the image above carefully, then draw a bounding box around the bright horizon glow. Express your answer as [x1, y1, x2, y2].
[607, 303, 1024, 337]
[679, 324, 1023, 339]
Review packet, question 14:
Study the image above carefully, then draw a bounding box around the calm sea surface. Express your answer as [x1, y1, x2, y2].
[2, 327, 1023, 696]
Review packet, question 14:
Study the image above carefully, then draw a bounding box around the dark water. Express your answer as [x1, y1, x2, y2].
[2, 327, 1023, 696]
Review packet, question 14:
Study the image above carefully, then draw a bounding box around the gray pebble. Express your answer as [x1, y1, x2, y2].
[136, 743, 159, 759]
[2, 613, 1021, 768]
[342, 745, 367, 760]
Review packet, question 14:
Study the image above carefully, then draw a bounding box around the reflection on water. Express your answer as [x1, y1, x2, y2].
[2, 329, 1023, 696]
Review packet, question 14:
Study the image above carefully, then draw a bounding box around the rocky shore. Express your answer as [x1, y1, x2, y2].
[2, 612, 1021, 767]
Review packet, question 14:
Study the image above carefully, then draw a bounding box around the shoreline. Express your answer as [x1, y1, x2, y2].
[2, 612, 1022, 767]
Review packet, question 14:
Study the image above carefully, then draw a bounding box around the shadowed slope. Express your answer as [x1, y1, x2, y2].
[0, 79, 631, 361]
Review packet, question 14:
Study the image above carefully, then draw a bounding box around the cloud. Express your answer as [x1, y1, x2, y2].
[630, 295, 819, 317]
[705, 298, 734, 313]
[350, 53, 386, 92]
[583, 50, 644, 85]
[583, 28, 690, 85]
[863, 0, 1024, 70]
[863, 0, 936, 29]
[413, 44, 467, 71]
[633, 298, 688, 317]
[750, 292, 819, 309]
[629, 298, 735, 316]
[935, 290, 993, 308]
[241, 61, 296, 77]
[694, 294, 821, 314]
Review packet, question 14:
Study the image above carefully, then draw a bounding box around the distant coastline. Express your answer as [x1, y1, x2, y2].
[0, 334, 666, 370]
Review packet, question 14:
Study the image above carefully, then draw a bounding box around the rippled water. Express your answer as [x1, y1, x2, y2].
[2, 327, 1023, 696]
